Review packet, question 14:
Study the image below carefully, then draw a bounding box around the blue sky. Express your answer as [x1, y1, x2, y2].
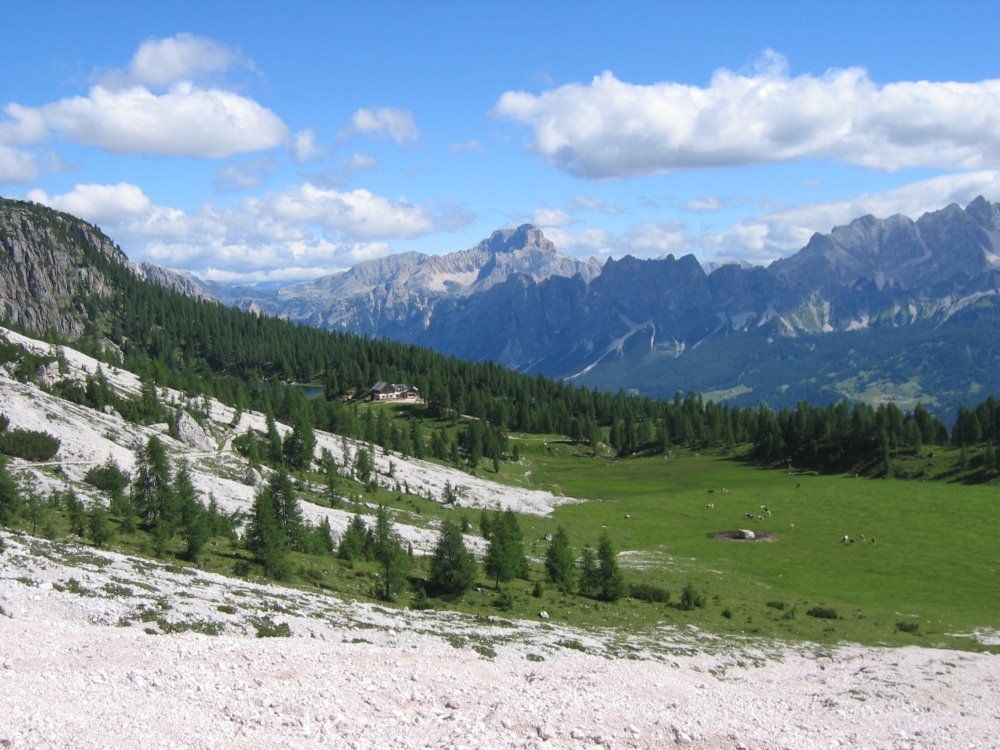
[3, 1, 1000, 282]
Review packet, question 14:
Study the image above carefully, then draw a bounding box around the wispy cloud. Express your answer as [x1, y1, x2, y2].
[290, 128, 324, 163]
[340, 107, 420, 146]
[450, 139, 483, 153]
[212, 158, 278, 193]
[531, 207, 572, 227]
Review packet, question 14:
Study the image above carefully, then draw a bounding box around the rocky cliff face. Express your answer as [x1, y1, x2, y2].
[0, 199, 128, 337]
[134, 262, 214, 303]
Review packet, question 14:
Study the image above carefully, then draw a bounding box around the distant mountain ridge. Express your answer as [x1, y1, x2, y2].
[219, 197, 1000, 413]
[213, 224, 602, 339]
[3, 194, 1000, 416]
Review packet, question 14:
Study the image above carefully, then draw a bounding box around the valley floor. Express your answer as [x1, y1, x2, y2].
[2, 530, 998, 750]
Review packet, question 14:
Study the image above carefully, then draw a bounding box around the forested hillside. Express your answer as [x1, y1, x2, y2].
[3, 197, 1000, 480]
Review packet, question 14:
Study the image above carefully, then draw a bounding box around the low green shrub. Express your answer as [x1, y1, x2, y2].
[630, 582, 670, 603]
[806, 606, 839, 620]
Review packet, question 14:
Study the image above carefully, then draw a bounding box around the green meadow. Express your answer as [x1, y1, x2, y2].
[494, 435, 999, 650]
[17, 400, 998, 653]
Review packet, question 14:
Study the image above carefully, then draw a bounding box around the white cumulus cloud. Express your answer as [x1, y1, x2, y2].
[120, 33, 254, 89]
[27, 183, 152, 224]
[493, 53, 1000, 179]
[18, 83, 288, 158]
[268, 184, 434, 239]
[0, 146, 38, 183]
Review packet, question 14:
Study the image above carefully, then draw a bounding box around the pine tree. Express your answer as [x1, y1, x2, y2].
[596, 531, 627, 602]
[88, 506, 113, 548]
[265, 412, 283, 465]
[578, 544, 599, 597]
[131, 436, 173, 527]
[338, 513, 373, 561]
[175, 462, 209, 562]
[65, 491, 88, 537]
[354, 447, 373, 485]
[544, 526, 576, 593]
[268, 470, 303, 551]
[372, 505, 410, 601]
[483, 507, 528, 589]
[245, 487, 290, 579]
[428, 518, 477, 598]
[322, 453, 340, 507]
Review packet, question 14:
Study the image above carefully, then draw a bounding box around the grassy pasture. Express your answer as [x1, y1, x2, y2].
[508, 436, 999, 649]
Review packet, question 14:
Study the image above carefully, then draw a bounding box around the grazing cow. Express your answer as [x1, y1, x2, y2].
[706, 503, 715, 510]
[745, 513, 754, 520]
[860, 534, 865, 542]
[722, 487, 730, 495]
[841, 535, 850, 544]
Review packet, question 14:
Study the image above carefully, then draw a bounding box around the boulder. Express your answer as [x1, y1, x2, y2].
[174, 411, 215, 451]
[36, 361, 60, 388]
[737, 529, 756, 540]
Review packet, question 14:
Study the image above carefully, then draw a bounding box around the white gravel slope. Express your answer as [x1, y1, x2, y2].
[2, 531, 998, 750]
[0, 326, 576, 556]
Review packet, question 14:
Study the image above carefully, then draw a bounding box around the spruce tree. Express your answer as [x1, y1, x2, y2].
[428, 518, 477, 598]
[268, 470, 303, 551]
[338, 513, 373, 561]
[544, 526, 576, 593]
[483, 508, 528, 589]
[578, 544, 599, 597]
[372, 505, 410, 601]
[131, 436, 173, 526]
[88, 506, 113, 548]
[65, 491, 88, 537]
[245, 487, 290, 579]
[175, 462, 209, 562]
[596, 531, 627, 602]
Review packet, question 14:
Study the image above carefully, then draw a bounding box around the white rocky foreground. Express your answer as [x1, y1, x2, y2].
[2, 530, 998, 750]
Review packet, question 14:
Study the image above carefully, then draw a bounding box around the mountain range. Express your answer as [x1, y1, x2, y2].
[204, 197, 1000, 416]
[2, 196, 999, 417]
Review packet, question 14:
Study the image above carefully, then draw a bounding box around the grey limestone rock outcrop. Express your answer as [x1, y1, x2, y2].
[0, 199, 127, 338]
[173, 411, 215, 452]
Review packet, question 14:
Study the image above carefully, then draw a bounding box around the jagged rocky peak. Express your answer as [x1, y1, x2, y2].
[771, 196, 1000, 292]
[134, 262, 214, 302]
[965, 195, 1000, 231]
[480, 224, 555, 255]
